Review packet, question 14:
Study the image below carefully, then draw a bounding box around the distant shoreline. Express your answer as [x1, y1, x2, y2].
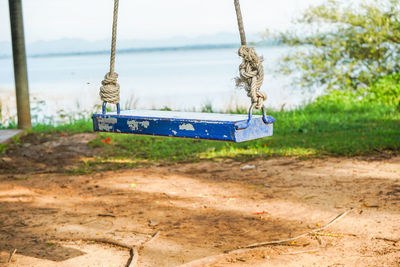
[0, 43, 282, 59]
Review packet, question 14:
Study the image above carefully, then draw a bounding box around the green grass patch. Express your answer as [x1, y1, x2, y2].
[3, 92, 399, 163]
[31, 118, 93, 134]
[88, 102, 400, 162]
[0, 144, 7, 154]
[1, 118, 93, 134]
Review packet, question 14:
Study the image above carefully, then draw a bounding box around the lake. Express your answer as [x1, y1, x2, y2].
[0, 46, 317, 124]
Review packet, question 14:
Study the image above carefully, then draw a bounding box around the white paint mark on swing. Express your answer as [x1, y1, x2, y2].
[179, 123, 195, 131]
[127, 120, 150, 131]
[98, 117, 118, 131]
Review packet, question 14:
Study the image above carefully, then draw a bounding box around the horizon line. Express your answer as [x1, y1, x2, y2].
[0, 42, 281, 59]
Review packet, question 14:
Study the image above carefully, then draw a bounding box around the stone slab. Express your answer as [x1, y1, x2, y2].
[0, 129, 23, 144]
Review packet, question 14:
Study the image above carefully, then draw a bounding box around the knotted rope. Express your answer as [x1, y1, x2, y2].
[100, 0, 120, 105]
[234, 0, 267, 110]
[236, 46, 267, 109]
[100, 72, 120, 104]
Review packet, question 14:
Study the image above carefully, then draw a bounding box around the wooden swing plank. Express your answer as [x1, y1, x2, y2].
[92, 110, 274, 142]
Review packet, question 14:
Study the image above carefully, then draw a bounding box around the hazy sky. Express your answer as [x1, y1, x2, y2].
[0, 0, 324, 43]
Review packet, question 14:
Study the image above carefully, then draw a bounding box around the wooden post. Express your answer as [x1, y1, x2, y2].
[8, 0, 31, 130]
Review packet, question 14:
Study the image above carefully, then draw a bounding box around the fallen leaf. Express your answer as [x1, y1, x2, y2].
[254, 210, 268, 215]
[304, 195, 316, 200]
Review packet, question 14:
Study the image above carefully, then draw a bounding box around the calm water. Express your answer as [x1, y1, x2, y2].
[0, 46, 315, 123]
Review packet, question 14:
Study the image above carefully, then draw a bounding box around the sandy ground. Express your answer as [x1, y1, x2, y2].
[0, 133, 400, 266]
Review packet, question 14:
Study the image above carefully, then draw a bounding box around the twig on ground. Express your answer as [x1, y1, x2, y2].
[124, 231, 160, 266]
[314, 234, 322, 245]
[147, 231, 160, 244]
[374, 237, 400, 243]
[125, 247, 139, 267]
[8, 248, 17, 263]
[56, 230, 160, 267]
[57, 237, 132, 249]
[315, 233, 342, 237]
[245, 207, 356, 249]
[98, 214, 116, 218]
[281, 249, 320, 255]
[81, 218, 99, 225]
[179, 207, 356, 267]
[178, 247, 266, 267]
[57, 237, 136, 266]
[366, 205, 380, 208]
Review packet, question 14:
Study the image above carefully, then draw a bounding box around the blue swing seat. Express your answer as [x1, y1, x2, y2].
[92, 110, 275, 143]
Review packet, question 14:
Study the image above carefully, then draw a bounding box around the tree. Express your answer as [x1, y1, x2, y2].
[275, 0, 400, 91]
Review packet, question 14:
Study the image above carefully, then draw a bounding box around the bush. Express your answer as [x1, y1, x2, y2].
[313, 73, 400, 107]
[275, 0, 400, 92]
[366, 73, 400, 105]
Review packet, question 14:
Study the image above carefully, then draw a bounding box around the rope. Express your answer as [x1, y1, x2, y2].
[234, 0, 247, 46]
[236, 46, 266, 109]
[100, 0, 120, 104]
[234, 0, 267, 109]
[99, 0, 266, 108]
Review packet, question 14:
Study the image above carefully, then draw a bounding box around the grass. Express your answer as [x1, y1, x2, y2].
[88, 102, 400, 162]
[2, 101, 399, 164]
[0, 144, 7, 154]
[32, 118, 93, 134]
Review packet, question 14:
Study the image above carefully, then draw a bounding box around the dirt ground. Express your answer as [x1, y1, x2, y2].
[0, 133, 400, 266]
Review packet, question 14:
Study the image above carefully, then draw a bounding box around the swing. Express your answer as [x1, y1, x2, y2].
[92, 0, 275, 143]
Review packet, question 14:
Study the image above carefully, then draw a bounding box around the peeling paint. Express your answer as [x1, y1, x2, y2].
[98, 117, 118, 131]
[179, 123, 195, 131]
[127, 120, 150, 131]
[92, 112, 274, 142]
[98, 117, 118, 124]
